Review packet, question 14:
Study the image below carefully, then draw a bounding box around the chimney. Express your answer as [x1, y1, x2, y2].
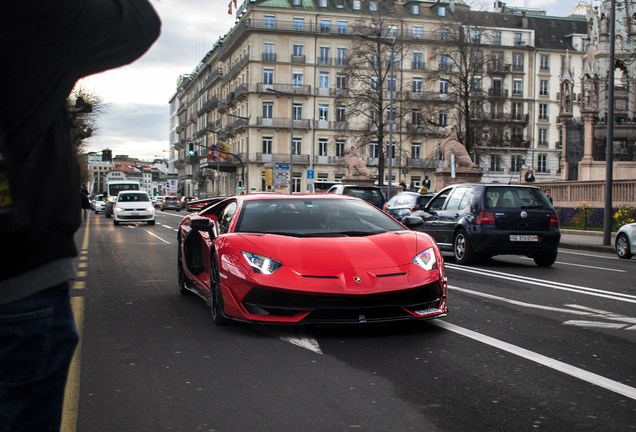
[522, 11, 528, 29]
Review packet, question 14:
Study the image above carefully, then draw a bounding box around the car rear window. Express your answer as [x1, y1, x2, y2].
[484, 187, 552, 210]
[342, 188, 385, 206]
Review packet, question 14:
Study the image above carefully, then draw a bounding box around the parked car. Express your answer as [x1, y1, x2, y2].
[406, 183, 560, 266]
[177, 194, 448, 325]
[92, 194, 105, 214]
[615, 222, 636, 259]
[326, 185, 386, 209]
[113, 191, 155, 226]
[160, 196, 181, 211]
[186, 196, 229, 212]
[384, 192, 435, 221]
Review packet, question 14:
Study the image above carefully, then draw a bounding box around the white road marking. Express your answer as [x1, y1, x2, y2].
[446, 264, 636, 304]
[450, 286, 636, 330]
[517, 256, 625, 272]
[558, 250, 620, 260]
[162, 225, 173, 229]
[258, 327, 323, 355]
[143, 229, 171, 244]
[433, 320, 636, 401]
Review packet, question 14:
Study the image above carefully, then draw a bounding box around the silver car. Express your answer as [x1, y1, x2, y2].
[615, 222, 636, 259]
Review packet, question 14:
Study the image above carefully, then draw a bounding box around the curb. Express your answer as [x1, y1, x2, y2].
[559, 242, 615, 254]
[560, 229, 617, 238]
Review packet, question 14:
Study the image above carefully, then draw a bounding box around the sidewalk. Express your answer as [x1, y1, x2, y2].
[559, 229, 616, 254]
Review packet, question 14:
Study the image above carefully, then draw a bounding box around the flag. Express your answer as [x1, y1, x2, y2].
[233, 0, 237, 8]
[228, 1, 232, 14]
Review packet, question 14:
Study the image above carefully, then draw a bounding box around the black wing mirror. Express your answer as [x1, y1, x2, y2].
[402, 216, 424, 228]
[190, 217, 215, 238]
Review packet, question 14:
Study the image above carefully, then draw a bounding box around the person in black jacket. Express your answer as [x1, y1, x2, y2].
[0, 1, 160, 430]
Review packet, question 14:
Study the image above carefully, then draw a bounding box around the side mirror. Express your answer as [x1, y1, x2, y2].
[190, 217, 215, 238]
[402, 216, 423, 228]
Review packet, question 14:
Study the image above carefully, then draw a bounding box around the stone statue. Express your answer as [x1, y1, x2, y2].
[561, 82, 571, 113]
[344, 144, 375, 178]
[440, 125, 479, 168]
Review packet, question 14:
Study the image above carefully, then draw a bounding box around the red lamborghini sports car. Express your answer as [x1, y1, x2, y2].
[177, 194, 448, 325]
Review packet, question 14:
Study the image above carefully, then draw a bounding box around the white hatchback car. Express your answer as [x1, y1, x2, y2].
[93, 194, 105, 213]
[616, 222, 636, 259]
[113, 191, 155, 226]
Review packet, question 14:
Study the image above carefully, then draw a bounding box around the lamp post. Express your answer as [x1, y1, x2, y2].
[227, 113, 251, 194]
[354, 32, 396, 199]
[266, 87, 296, 193]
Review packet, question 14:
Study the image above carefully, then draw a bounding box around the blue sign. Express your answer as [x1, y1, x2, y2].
[275, 164, 291, 170]
[307, 170, 314, 180]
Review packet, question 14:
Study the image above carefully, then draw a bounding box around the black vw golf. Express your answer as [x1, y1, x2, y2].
[405, 184, 560, 266]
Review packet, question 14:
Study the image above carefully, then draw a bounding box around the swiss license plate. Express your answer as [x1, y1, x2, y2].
[510, 235, 538, 242]
[131, 212, 139, 216]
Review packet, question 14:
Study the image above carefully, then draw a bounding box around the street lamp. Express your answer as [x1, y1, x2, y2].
[266, 87, 296, 193]
[354, 32, 396, 199]
[227, 113, 251, 194]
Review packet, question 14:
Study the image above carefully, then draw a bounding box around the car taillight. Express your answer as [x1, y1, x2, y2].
[177, 201, 181, 204]
[383, 204, 389, 212]
[162, 200, 166, 203]
[549, 213, 559, 227]
[474, 211, 495, 225]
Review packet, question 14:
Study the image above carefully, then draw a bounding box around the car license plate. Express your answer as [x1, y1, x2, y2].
[131, 212, 139, 216]
[510, 235, 538, 242]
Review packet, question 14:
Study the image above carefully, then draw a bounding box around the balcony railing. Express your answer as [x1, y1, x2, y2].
[256, 83, 311, 95]
[291, 55, 306, 64]
[262, 52, 277, 62]
[257, 117, 311, 129]
[488, 88, 509, 97]
[314, 155, 345, 165]
[256, 153, 310, 164]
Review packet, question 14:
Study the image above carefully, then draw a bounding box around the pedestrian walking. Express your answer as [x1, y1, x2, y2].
[0, 2, 160, 431]
[81, 186, 91, 221]
[544, 188, 553, 205]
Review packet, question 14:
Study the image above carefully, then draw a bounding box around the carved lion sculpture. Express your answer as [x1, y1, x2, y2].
[345, 145, 375, 177]
[440, 125, 479, 169]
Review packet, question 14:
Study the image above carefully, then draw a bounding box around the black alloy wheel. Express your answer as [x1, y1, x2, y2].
[533, 249, 558, 267]
[210, 251, 230, 325]
[616, 233, 633, 259]
[453, 229, 476, 265]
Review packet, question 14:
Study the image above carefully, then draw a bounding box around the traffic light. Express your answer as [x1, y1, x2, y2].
[102, 149, 112, 162]
[188, 142, 195, 156]
[237, 180, 244, 191]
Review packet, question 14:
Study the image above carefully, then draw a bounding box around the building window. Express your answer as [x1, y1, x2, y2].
[411, 143, 421, 159]
[439, 111, 448, 126]
[336, 74, 346, 89]
[336, 0, 344, 8]
[337, 21, 347, 34]
[319, 138, 329, 156]
[335, 141, 345, 156]
[292, 103, 302, 120]
[438, 6, 445, 16]
[490, 155, 503, 172]
[537, 154, 548, 172]
[472, 30, 481, 44]
[320, 19, 330, 33]
[512, 102, 523, 120]
[263, 68, 273, 84]
[352, 0, 361, 10]
[293, 0, 301, 5]
[440, 79, 449, 94]
[262, 102, 273, 118]
[412, 77, 422, 93]
[514, 33, 523, 46]
[411, 109, 422, 124]
[561, 55, 567, 72]
[472, 77, 481, 91]
[538, 128, 548, 145]
[439, 54, 449, 72]
[540, 55, 549, 71]
[370, 75, 378, 91]
[336, 48, 347, 66]
[336, 105, 346, 122]
[513, 79, 522, 95]
[511, 155, 523, 172]
[263, 43, 275, 62]
[319, 71, 329, 88]
[412, 4, 419, 14]
[413, 25, 423, 38]
[471, 51, 482, 67]
[386, 143, 396, 159]
[412, 53, 423, 70]
[440, 28, 449, 41]
[369, 1, 377, 11]
[319, 47, 330, 65]
[264, 16, 275, 29]
[540, 80, 548, 96]
[292, 138, 302, 155]
[388, 25, 397, 38]
[369, 143, 378, 158]
[319, 0, 327, 7]
[262, 137, 272, 154]
[319, 104, 329, 121]
[387, 75, 396, 92]
[487, 31, 498, 46]
[513, 53, 523, 70]
[293, 17, 304, 30]
[292, 71, 303, 87]
[539, 104, 548, 120]
[293, 45, 303, 57]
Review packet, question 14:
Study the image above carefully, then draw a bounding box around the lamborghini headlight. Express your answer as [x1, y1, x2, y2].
[413, 247, 438, 271]
[241, 252, 283, 274]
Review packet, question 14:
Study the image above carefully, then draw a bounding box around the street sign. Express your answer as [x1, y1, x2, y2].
[402, 170, 408, 174]
[274, 175, 288, 180]
[307, 170, 315, 180]
[451, 154, 456, 179]
[264, 163, 274, 168]
[276, 164, 291, 170]
[274, 179, 290, 185]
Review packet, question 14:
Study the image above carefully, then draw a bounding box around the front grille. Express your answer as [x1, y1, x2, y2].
[242, 283, 442, 321]
[119, 215, 152, 220]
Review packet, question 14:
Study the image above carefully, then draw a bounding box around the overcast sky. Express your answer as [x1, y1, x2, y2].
[80, 0, 595, 161]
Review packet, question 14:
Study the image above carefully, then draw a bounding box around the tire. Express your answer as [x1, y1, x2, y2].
[210, 251, 230, 325]
[161, 207, 165, 212]
[533, 249, 558, 267]
[177, 242, 192, 296]
[148, 220, 155, 226]
[177, 209, 181, 212]
[113, 220, 119, 226]
[453, 229, 476, 265]
[616, 233, 633, 259]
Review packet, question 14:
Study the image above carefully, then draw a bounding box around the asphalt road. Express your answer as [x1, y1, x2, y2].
[67, 210, 636, 432]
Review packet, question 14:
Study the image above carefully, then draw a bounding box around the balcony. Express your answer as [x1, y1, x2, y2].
[217, 101, 228, 112]
[177, 104, 186, 115]
[256, 153, 310, 164]
[197, 99, 216, 116]
[291, 55, 306, 64]
[314, 155, 345, 165]
[221, 57, 249, 85]
[256, 117, 311, 129]
[256, 83, 312, 95]
[203, 68, 223, 89]
[488, 63, 512, 74]
[407, 124, 434, 134]
[488, 88, 508, 98]
[317, 57, 333, 66]
[262, 52, 277, 63]
[174, 158, 186, 168]
[411, 62, 425, 71]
